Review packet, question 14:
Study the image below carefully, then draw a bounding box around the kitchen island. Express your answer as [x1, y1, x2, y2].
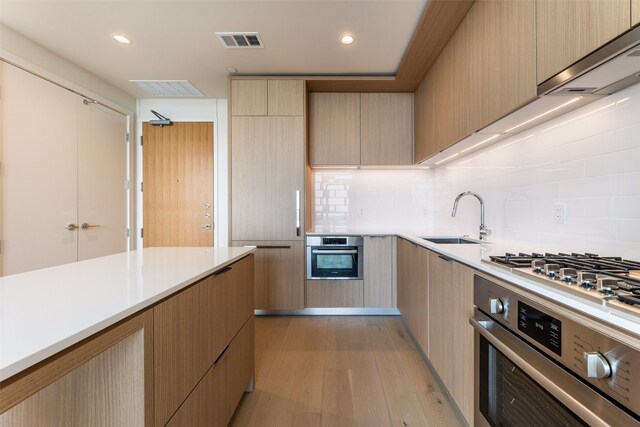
[0, 246, 255, 426]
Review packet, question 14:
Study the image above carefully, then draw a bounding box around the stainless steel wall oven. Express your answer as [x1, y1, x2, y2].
[306, 236, 363, 280]
[471, 275, 639, 426]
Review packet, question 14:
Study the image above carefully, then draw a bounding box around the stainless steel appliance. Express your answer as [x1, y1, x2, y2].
[471, 274, 640, 426]
[306, 236, 363, 280]
[486, 252, 640, 316]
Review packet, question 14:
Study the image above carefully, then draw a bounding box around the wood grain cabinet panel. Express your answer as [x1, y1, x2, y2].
[232, 241, 305, 310]
[268, 80, 305, 116]
[165, 318, 254, 427]
[306, 280, 364, 307]
[231, 80, 268, 116]
[536, 0, 631, 84]
[360, 93, 413, 165]
[396, 238, 429, 353]
[231, 116, 305, 241]
[308, 93, 361, 166]
[467, 0, 536, 132]
[634, 0, 640, 26]
[363, 236, 395, 307]
[413, 72, 437, 163]
[428, 252, 474, 425]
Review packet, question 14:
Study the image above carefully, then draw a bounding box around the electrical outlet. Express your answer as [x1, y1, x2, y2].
[554, 203, 566, 224]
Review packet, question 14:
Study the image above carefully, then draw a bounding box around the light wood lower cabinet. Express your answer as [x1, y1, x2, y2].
[153, 254, 254, 426]
[232, 241, 304, 310]
[165, 318, 254, 427]
[363, 236, 395, 307]
[428, 251, 474, 425]
[306, 280, 364, 307]
[396, 238, 429, 353]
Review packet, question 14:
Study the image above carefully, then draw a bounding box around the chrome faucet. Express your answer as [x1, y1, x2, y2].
[452, 191, 488, 241]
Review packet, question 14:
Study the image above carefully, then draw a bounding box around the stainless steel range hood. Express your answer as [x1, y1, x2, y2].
[423, 25, 640, 167]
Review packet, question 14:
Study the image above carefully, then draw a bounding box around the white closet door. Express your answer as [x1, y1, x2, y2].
[77, 99, 128, 261]
[1, 62, 78, 275]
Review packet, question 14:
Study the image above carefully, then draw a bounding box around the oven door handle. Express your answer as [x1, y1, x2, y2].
[311, 249, 358, 254]
[469, 313, 635, 427]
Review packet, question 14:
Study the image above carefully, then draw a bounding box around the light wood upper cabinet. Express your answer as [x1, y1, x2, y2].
[268, 80, 304, 115]
[414, 71, 437, 163]
[232, 241, 305, 310]
[231, 80, 268, 116]
[536, 0, 631, 84]
[308, 92, 361, 166]
[363, 236, 395, 308]
[360, 93, 413, 165]
[232, 79, 304, 116]
[634, 0, 640, 26]
[231, 116, 304, 240]
[428, 252, 474, 425]
[468, 0, 536, 132]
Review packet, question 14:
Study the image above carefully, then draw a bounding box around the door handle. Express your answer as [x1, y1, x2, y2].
[200, 224, 211, 230]
[295, 190, 301, 237]
[81, 223, 100, 230]
[65, 224, 79, 231]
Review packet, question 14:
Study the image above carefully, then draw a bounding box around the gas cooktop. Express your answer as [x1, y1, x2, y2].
[486, 252, 640, 316]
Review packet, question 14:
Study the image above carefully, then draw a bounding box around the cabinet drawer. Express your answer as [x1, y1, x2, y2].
[306, 280, 364, 308]
[165, 318, 254, 427]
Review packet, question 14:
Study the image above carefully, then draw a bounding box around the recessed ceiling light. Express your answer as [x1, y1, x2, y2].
[340, 34, 354, 45]
[112, 34, 131, 44]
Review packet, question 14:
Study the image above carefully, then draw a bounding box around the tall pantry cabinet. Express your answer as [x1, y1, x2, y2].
[230, 79, 306, 310]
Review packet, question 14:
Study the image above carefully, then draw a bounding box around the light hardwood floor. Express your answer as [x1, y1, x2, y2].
[230, 316, 464, 427]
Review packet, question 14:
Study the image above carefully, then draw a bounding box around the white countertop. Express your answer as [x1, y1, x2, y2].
[394, 233, 640, 339]
[0, 247, 255, 382]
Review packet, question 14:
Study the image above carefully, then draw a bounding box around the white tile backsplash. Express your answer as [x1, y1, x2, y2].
[311, 169, 432, 233]
[433, 82, 640, 259]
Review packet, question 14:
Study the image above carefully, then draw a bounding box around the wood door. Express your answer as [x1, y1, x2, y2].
[536, 0, 631, 84]
[231, 117, 304, 241]
[1, 62, 78, 275]
[143, 122, 213, 247]
[363, 236, 394, 307]
[77, 98, 128, 261]
[360, 93, 413, 165]
[308, 93, 361, 166]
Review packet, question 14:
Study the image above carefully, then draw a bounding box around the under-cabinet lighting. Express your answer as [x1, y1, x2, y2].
[435, 152, 460, 165]
[542, 101, 615, 133]
[460, 134, 500, 154]
[503, 97, 582, 133]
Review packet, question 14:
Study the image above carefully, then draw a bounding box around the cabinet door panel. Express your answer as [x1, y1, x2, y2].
[231, 117, 304, 240]
[413, 72, 437, 163]
[361, 93, 413, 165]
[537, 0, 631, 84]
[232, 241, 304, 310]
[309, 93, 360, 166]
[305, 280, 364, 307]
[231, 80, 267, 116]
[396, 238, 428, 353]
[363, 236, 394, 307]
[268, 80, 304, 116]
[634, 0, 640, 27]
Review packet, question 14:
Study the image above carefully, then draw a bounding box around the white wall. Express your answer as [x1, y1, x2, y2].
[136, 99, 229, 248]
[431, 81, 640, 259]
[310, 169, 432, 233]
[0, 24, 135, 111]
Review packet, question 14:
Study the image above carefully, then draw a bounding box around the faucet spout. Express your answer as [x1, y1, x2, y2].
[451, 191, 487, 240]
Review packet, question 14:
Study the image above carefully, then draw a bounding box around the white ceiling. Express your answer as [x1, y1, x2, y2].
[0, 0, 427, 99]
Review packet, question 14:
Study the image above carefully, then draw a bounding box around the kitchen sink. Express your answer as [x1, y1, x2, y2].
[421, 237, 481, 244]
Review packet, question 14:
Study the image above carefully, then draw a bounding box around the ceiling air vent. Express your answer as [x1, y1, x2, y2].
[129, 80, 204, 97]
[216, 32, 264, 48]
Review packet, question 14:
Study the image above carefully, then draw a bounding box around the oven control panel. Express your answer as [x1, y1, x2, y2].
[474, 275, 640, 417]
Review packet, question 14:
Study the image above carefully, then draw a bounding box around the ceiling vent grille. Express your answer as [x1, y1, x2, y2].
[216, 32, 264, 48]
[129, 80, 204, 97]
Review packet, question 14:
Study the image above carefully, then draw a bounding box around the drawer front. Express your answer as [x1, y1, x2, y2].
[165, 317, 255, 427]
[305, 280, 364, 308]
